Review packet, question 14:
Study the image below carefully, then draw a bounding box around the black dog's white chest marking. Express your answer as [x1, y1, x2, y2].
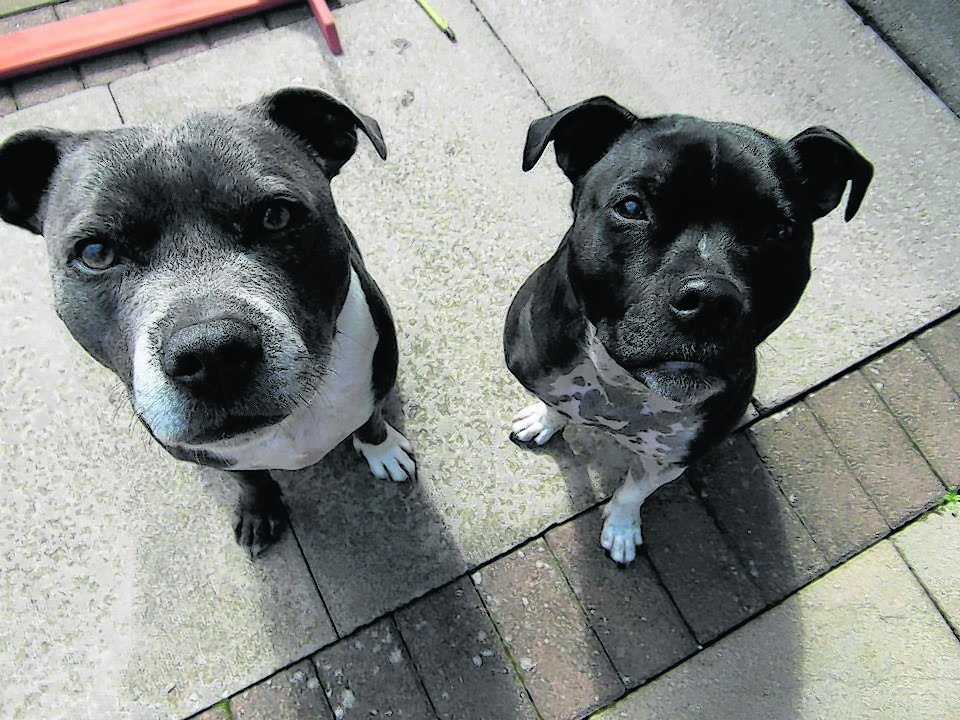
[537, 325, 701, 468]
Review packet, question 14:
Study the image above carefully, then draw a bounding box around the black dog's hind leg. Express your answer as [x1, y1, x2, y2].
[229, 469, 289, 557]
[352, 404, 416, 482]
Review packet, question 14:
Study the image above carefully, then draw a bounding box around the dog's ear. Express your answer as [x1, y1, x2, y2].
[0, 128, 81, 234]
[789, 126, 873, 222]
[258, 87, 387, 178]
[523, 96, 636, 182]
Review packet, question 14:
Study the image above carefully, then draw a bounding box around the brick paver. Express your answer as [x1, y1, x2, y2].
[480, 539, 624, 720]
[205, 15, 267, 47]
[313, 618, 436, 719]
[546, 507, 697, 688]
[396, 578, 537, 720]
[595, 541, 960, 719]
[0, 4, 55, 32]
[11, 67, 83, 107]
[807, 371, 944, 527]
[143, 31, 210, 67]
[749, 404, 889, 564]
[686, 435, 827, 604]
[230, 659, 332, 720]
[0, 85, 15, 116]
[893, 506, 960, 636]
[54, 0, 117, 20]
[78, 49, 146, 86]
[642, 480, 764, 643]
[867, 342, 960, 489]
[916, 313, 960, 393]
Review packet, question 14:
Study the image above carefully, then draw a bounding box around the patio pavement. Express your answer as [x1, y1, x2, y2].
[0, 1, 958, 718]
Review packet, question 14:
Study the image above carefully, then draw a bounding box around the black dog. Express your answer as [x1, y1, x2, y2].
[0, 88, 416, 556]
[504, 96, 872, 563]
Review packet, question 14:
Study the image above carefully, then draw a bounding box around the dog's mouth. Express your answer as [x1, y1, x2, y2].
[633, 360, 731, 403]
[188, 413, 288, 444]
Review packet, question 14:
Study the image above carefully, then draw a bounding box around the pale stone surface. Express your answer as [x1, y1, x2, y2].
[471, 0, 960, 408]
[893, 508, 960, 635]
[595, 542, 960, 719]
[0, 89, 334, 720]
[111, 5, 636, 633]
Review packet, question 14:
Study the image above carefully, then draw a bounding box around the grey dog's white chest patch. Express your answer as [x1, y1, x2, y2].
[178, 270, 377, 471]
[538, 326, 702, 466]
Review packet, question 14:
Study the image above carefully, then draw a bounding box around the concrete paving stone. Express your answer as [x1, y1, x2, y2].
[916, 313, 960, 392]
[110, 4, 642, 632]
[0, 88, 334, 720]
[848, 0, 960, 115]
[686, 435, 828, 605]
[480, 539, 624, 720]
[54, 0, 117, 20]
[807, 371, 945, 527]
[546, 508, 697, 687]
[313, 618, 436, 719]
[265, 2, 312, 29]
[205, 15, 268, 48]
[0, 0, 56, 18]
[395, 577, 538, 720]
[0, 85, 15, 116]
[142, 31, 210, 67]
[749, 404, 889, 564]
[866, 342, 960, 489]
[78, 49, 146, 87]
[641, 480, 765, 644]
[11, 67, 83, 108]
[0, 3, 54, 30]
[893, 507, 960, 636]
[472, 0, 960, 409]
[230, 659, 334, 720]
[595, 541, 960, 719]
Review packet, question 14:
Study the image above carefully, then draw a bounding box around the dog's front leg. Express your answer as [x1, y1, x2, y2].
[352, 405, 416, 482]
[601, 462, 686, 564]
[230, 470, 289, 557]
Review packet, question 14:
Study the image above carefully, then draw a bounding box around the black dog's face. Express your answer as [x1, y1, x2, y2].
[0, 89, 387, 446]
[524, 98, 872, 403]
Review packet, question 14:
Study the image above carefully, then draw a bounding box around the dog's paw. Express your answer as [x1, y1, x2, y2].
[600, 502, 644, 564]
[234, 496, 288, 558]
[353, 423, 416, 482]
[511, 400, 567, 445]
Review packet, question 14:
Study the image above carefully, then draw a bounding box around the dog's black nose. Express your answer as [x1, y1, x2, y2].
[163, 318, 263, 396]
[669, 277, 746, 330]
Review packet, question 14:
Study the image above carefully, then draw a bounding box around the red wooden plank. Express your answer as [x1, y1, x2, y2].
[0, 0, 341, 80]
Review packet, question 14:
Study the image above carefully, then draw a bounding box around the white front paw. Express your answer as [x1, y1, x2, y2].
[353, 423, 416, 482]
[511, 400, 567, 445]
[600, 503, 644, 564]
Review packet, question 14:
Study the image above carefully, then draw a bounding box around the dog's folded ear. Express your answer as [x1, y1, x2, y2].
[789, 127, 873, 222]
[257, 87, 387, 178]
[0, 128, 82, 234]
[523, 96, 636, 182]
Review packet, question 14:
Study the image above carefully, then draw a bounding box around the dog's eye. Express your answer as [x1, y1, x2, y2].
[770, 223, 796, 244]
[76, 240, 116, 271]
[261, 202, 292, 231]
[614, 197, 647, 221]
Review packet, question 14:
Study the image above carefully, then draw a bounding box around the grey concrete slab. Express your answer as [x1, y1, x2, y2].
[472, 0, 960, 408]
[894, 509, 960, 636]
[110, 5, 641, 633]
[0, 91, 334, 720]
[849, 0, 960, 115]
[595, 541, 960, 720]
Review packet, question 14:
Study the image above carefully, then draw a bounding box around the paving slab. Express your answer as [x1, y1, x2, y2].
[916, 313, 960, 392]
[807, 371, 945, 526]
[546, 508, 697, 687]
[230, 659, 333, 720]
[313, 618, 436, 719]
[686, 435, 827, 605]
[893, 507, 960, 636]
[395, 577, 537, 720]
[480, 539, 624, 720]
[867, 342, 960, 489]
[749, 404, 889, 564]
[110, 4, 639, 634]
[472, 0, 960, 408]
[596, 541, 960, 719]
[0, 88, 333, 720]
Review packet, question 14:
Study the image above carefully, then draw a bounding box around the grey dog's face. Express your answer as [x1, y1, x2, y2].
[0, 89, 387, 446]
